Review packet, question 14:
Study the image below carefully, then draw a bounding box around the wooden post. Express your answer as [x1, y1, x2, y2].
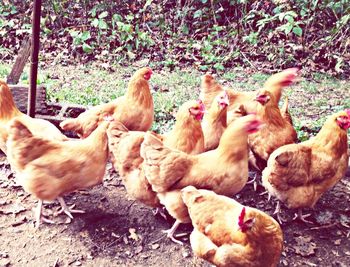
[28, 0, 42, 117]
[6, 38, 31, 85]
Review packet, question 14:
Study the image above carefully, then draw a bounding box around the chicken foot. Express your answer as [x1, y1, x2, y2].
[273, 201, 285, 224]
[259, 190, 271, 201]
[57, 197, 85, 219]
[246, 173, 260, 191]
[292, 209, 313, 224]
[152, 207, 168, 221]
[35, 199, 55, 228]
[162, 220, 183, 245]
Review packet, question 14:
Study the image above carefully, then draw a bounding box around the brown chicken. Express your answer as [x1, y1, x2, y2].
[6, 117, 111, 227]
[248, 89, 297, 171]
[199, 73, 225, 109]
[0, 80, 68, 154]
[182, 186, 283, 267]
[60, 67, 153, 138]
[107, 100, 205, 208]
[201, 90, 229, 151]
[140, 115, 262, 243]
[262, 110, 350, 223]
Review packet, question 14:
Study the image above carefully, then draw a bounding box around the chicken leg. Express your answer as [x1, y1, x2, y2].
[273, 201, 285, 224]
[57, 197, 85, 219]
[152, 207, 168, 220]
[35, 199, 55, 228]
[247, 173, 259, 191]
[162, 220, 183, 245]
[292, 209, 313, 224]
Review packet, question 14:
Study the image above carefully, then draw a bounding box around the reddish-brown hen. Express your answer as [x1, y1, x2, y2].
[248, 89, 297, 171]
[182, 186, 283, 267]
[7, 117, 110, 227]
[60, 67, 153, 138]
[262, 110, 350, 223]
[202, 90, 229, 151]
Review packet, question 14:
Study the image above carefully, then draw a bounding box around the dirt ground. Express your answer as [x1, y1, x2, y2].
[1, 150, 350, 267]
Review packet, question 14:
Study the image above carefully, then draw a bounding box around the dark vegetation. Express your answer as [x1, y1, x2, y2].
[0, 0, 349, 76]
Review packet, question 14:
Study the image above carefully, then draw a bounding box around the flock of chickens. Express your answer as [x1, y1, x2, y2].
[0, 67, 349, 267]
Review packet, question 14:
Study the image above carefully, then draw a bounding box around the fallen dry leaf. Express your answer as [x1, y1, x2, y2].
[293, 236, 317, 256]
[128, 228, 139, 241]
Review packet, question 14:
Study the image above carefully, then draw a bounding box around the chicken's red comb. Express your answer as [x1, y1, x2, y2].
[238, 207, 246, 226]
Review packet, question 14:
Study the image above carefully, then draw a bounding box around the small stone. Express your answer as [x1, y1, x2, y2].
[151, 244, 159, 250]
[334, 239, 341, 245]
[182, 251, 190, 258]
[74, 261, 82, 266]
[86, 255, 93, 260]
[0, 259, 10, 267]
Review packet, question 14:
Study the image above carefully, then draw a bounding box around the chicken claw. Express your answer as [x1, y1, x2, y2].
[162, 220, 183, 245]
[273, 201, 285, 224]
[247, 173, 259, 191]
[152, 207, 168, 221]
[57, 197, 85, 219]
[35, 199, 55, 228]
[292, 209, 313, 224]
[259, 190, 271, 201]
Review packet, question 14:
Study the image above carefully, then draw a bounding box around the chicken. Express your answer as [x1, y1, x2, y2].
[198, 69, 299, 124]
[107, 100, 205, 208]
[140, 115, 262, 243]
[182, 186, 283, 267]
[248, 89, 297, 171]
[163, 99, 205, 155]
[60, 67, 153, 138]
[201, 90, 229, 151]
[0, 80, 68, 154]
[199, 73, 225, 109]
[6, 117, 111, 227]
[262, 109, 350, 223]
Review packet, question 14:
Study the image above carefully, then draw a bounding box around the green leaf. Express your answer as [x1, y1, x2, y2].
[214, 63, 225, 71]
[98, 11, 108, 19]
[293, 26, 303, 36]
[194, 10, 203, 19]
[99, 20, 108, 29]
[82, 43, 93, 53]
[92, 18, 99, 27]
[81, 31, 91, 41]
[112, 14, 123, 22]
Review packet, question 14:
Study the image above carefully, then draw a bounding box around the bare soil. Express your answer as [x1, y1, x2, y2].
[1, 152, 350, 267]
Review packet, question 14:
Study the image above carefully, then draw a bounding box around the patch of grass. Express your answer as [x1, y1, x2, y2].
[0, 64, 10, 80]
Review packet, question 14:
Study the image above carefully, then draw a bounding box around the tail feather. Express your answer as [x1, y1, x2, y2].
[8, 118, 33, 141]
[140, 132, 191, 193]
[7, 118, 56, 169]
[0, 80, 22, 119]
